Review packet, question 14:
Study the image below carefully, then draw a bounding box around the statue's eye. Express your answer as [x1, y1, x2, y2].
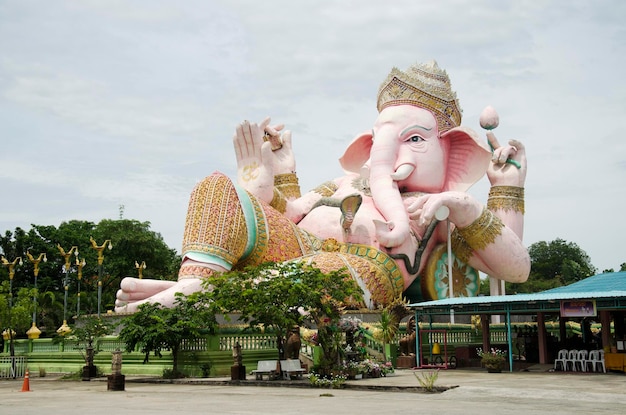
[409, 135, 424, 142]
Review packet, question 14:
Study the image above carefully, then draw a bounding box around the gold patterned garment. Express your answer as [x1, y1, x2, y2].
[178, 172, 404, 308]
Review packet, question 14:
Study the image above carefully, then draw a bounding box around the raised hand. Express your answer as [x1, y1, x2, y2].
[264, 122, 296, 175]
[486, 132, 527, 187]
[233, 118, 274, 202]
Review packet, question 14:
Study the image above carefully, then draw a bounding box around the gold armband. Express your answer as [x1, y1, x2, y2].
[178, 264, 218, 280]
[456, 208, 504, 252]
[270, 188, 288, 213]
[487, 186, 525, 214]
[274, 173, 301, 199]
[450, 229, 473, 263]
[313, 181, 338, 197]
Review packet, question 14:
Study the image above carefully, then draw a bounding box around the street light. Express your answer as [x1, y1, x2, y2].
[89, 237, 112, 318]
[75, 256, 86, 317]
[1, 255, 22, 378]
[135, 261, 147, 279]
[26, 251, 47, 339]
[57, 245, 78, 336]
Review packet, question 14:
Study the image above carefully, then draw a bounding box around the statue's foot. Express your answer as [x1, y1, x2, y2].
[116, 277, 176, 302]
[114, 278, 203, 313]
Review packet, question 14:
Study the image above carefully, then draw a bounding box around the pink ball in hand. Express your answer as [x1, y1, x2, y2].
[479, 105, 499, 130]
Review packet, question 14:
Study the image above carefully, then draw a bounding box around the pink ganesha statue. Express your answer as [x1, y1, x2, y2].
[115, 61, 529, 313]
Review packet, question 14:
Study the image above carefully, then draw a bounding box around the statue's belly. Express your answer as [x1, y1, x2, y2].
[297, 204, 384, 247]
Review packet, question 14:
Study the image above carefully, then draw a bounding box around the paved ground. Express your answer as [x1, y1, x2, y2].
[2, 365, 624, 415]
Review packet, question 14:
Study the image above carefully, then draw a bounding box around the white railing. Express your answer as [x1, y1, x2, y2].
[0, 356, 27, 379]
[219, 334, 277, 351]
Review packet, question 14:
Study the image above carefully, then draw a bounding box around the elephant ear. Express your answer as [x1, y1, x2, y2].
[339, 131, 373, 174]
[440, 126, 492, 192]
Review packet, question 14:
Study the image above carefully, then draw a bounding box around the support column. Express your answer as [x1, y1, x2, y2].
[600, 310, 611, 351]
[489, 277, 504, 323]
[559, 317, 567, 347]
[481, 314, 491, 352]
[537, 312, 548, 364]
[414, 311, 421, 368]
[506, 311, 513, 372]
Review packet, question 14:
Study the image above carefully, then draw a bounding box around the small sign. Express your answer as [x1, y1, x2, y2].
[560, 300, 596, 317]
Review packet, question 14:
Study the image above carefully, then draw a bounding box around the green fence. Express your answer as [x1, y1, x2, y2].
[1, 333, 281, 377]
[1, 321, 582, 377]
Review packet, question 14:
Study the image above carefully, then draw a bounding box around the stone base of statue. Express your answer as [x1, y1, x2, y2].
[396, 355, 417, 369]
[82, 364, 97, 381]
[107, 373, 126, 391]
[231, 365, 246, 381]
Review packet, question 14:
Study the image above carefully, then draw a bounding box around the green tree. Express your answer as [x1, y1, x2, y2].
[201, 261, 363, 367]
[479, 276, 491, 296]
[84, 219, 180, 312]
[375, 297, 410, 362]
[602, 263, 626, 273]
[0, 219, 180, 333]
[64, 316, 115, 373]
[0, 283, 35, 337]
[507, 238, 596, 294]
[118, 293, 218, 377]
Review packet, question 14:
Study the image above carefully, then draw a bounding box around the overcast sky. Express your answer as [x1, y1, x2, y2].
[1, 0, 624, 273]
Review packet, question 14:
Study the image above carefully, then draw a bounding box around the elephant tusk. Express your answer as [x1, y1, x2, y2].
[390, 163, 415, 181]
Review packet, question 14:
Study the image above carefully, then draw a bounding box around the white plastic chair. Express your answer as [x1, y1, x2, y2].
[553, 349, 568, 371]
[592, 350, 606, 373]
[585, 350, 598, 372]
[574, 350, 588, 372]
[564, 349, 578, 371]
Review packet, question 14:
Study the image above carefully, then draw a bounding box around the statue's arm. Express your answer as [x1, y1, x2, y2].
[406, 188, 529, 283]
[232, 117, 343, 223]
[485, 132, 527, 239]
[273, 177, 343, 223]
[458, 133, 528, 282]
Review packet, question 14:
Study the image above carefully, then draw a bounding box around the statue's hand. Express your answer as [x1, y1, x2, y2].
[264, 122, 296, 175]
[233, 118, 275, 203]
[486, 132, 527, 187]
[406, 191, 482, 229]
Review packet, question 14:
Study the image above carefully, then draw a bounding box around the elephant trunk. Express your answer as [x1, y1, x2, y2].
[368, 132, 412, 248]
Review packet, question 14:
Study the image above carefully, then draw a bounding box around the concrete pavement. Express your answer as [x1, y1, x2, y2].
[1, 365, 624, 414]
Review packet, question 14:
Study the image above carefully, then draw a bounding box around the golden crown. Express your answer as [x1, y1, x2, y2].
[376, 61, 462, 133]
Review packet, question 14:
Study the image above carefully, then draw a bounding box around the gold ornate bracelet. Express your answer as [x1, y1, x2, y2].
[274, 173, 301, 199]
[456, 208, 504, 252]
[313, 181, 338, 197]
[487, 186, 525, 214]
[270, 188, 288, 213]
[450, 229, 473, 263]
[178, 264, 218, 280]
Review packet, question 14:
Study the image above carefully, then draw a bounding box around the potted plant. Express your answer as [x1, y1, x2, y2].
[381, 361, 395, 376]
[477, 347, 507, 373]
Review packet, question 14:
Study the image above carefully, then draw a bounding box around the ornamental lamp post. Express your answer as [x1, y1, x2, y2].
[26, 251, 47, 339]
[90, 237, 112, 318]
[57, 245, 78, 336]
[75, 256, 86, 317]
[1, 255, 22, 377]
[135, 261, 146, 279]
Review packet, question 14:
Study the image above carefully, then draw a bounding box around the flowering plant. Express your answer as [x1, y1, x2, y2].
[477, 348, 507, 365]
[381, 361, 395, 375]
[309, 373, 346, 389]
[338, 317, 362, 332]
[302, 328, 318, 345]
